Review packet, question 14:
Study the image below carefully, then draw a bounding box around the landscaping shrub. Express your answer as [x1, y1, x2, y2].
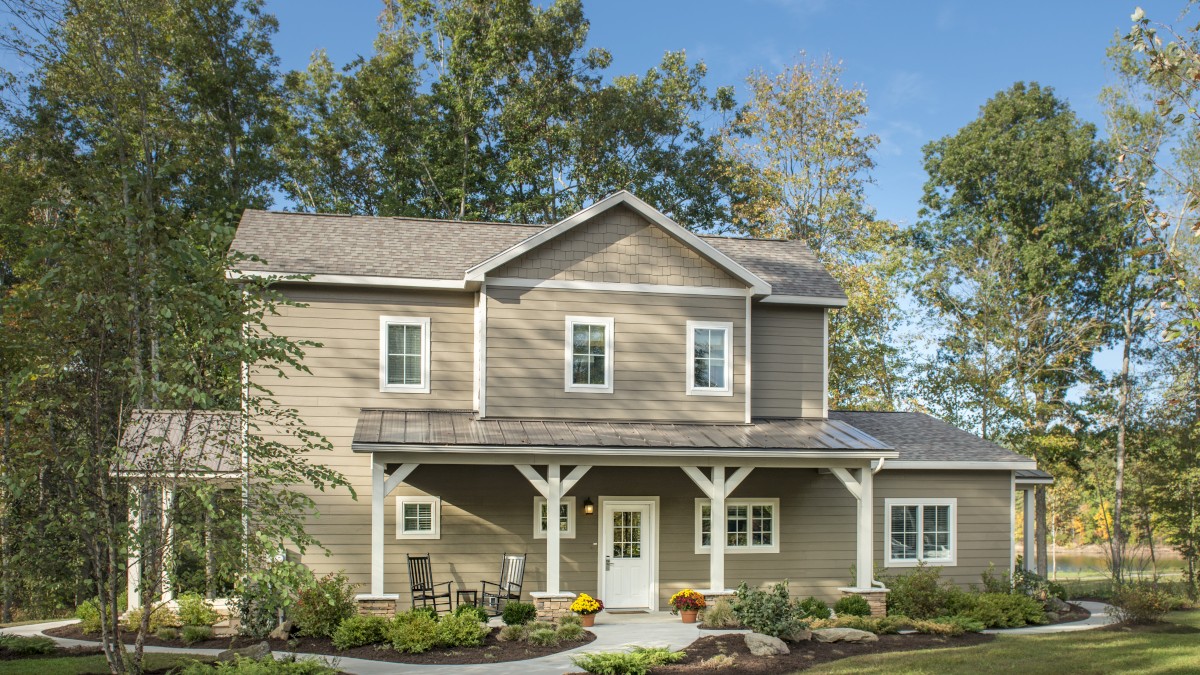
[796, 596, 832, 619]
[954, 592, 1046, 628]
[125, 604, 181, 632]
[1112, 581, 1172, 624]
[700, 597, 739, 628]
[0, 634, 57, 655]
[833, 595, 872, 617]
[502, 601, 537, 625]
[556, 622, 586, 641]
[571, 647, 685, 675]
[180, 655, 337, 674]
[497, 624, 527, 642]
[1012, 563, 1067, 602]
[292, 572, 357, 639]
[76, 599, 102, 634]
[182, 625, 214, 644]
[435, 611, 489, 648]
[733, 581, 809, 641]
[810, 615, 905, 634]
[527, 627, 559, 646]
[410, 605, 439, 622]
[156, 627, 181, 641]
[389, 611, 439, 653]
[883, 564, 954, 619]
[453, 603, 489, 623]
[177, 592, 221, 627]
[526, 620, 555, 633]
[559, 613, 583, 627]
[331, 615, 389, 650]
[235, 562, 314, 639]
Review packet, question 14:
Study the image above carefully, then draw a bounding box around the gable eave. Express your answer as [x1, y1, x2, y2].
[463, 191, 773, 296]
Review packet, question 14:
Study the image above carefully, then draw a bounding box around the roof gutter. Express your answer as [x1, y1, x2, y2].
[351, 442, 899, 460]
[227, 270, 472, 291]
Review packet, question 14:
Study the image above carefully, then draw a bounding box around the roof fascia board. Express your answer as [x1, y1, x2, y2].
[228, 270, 471, 291]
[883, 460, 1038, 471]
[352, 442, 898, 460]
[463, 191, 772, 296]
[760, 295, 849, 308]
[486, 277, 751, 297]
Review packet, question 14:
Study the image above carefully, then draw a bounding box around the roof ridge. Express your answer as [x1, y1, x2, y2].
[258, 210, 545, 228]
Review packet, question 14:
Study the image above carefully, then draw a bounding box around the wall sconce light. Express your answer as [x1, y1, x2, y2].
[583, 497, 595, 515]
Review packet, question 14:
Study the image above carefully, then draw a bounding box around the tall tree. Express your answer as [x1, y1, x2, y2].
[722, 53, 905, 409]
[914, 82, 1120, 575]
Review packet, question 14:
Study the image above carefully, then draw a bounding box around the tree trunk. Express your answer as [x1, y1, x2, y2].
[1035, 485, 1049, 577]
[1113, 302, 1134, 585]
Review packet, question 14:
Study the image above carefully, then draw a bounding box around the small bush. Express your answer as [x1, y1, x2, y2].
[235, 562, 314, 640]
[293, 572, 357, 639]
[556, 622, 585, 641]
[528, 627, 559, 646]
[331, 615, 389, 650]
[700, 597, 739, 628]
[1112, 581, 1172, 625]
[0, 634, 57, 655]
[955, 593, 1046, 628]
[410, 605, 440, 623]
[497, 624, 527, 642]
[502, 601, 537, 626]
[732, 582, 809, 641]
[76, 599, 102, 634]
[559, 613, 583, 627]
[125, 604, 181, 632]
[182, 625, 214, 644]
[908, 616, 986, 636]
[156, 627, 181, 641]
[810, 614, 905, 635]
[526, 620, 555, 633]
[571, 647, 685, 675]
[884, 564, 955, 619]
[389, 611, 439, 653]
[177, 592, 221, 627]
[179, 655, 337, 674]
[453, 603, 489, 623]
[796, 596, 832, 620]
[833, 595, 872, 617]
[435, 612, 489, 648]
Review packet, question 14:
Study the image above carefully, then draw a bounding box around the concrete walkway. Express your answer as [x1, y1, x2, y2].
[2, 602, 1117, 674]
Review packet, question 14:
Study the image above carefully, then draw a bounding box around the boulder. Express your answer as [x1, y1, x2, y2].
[216, 641, 271, 662]
[812, 627, 878, 644]
[744, 632, 790, 656]
[785, 628, 812, 642]
[1045, 596, 1070, 613]
[268, 621, 292, 641]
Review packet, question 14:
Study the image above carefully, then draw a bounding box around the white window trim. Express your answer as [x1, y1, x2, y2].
[396, 496, 441, 540]
[379, 316, 431, 394]
[686, 320, 734, 396]
[694, 498, 780, 554]
[884, 497, 957, 567]
[533, 496, 577, 539]
[564, 316, 614, 393]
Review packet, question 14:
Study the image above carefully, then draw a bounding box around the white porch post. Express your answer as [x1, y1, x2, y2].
[1023, 488, 1035, 573]
[161, 485, 175, 603]
[855, 468, 873, 589]
[370, 457, 386, 596]
[710, 466, 726, 592]
[546, 464, 562, 594]
[127, 488, 142, 612]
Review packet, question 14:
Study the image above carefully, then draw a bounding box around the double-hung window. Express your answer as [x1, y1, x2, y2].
[695, 498, 779, 553]
[687, 321, 733, 395]
[885, 498, 956, 566]
[533, 496, 576, 539]
[380, 316, 430, 393]
[396, 496, 440, 540]
[564, 316, 614, 393]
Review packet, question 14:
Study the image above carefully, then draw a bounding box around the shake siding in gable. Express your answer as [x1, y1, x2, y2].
[485, 286, 746, 422]
[751, 305, 825, 418]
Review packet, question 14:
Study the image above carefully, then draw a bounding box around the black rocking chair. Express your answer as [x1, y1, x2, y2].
[407, 553, 452, 614]
[480, 552, 526, 617]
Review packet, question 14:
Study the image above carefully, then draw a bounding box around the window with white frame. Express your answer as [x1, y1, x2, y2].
[380, 316, 431, 393]
[396, 496, 440, 539]
[885, 498, 956, 566]
[687, 321, 733, 395]
[533, 496, 576, 538]
[565, 316, 613, 393]
[694, 498, 779, 553]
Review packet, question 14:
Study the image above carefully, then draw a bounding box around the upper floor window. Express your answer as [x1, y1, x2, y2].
[380, 316, 431, 394]
[885, 498, 956, 566]
[687, 321, 733, 396]
[565, 316, 614, 393]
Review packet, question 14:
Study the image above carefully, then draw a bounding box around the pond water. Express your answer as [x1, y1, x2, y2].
[1038, 550, 1186, 578]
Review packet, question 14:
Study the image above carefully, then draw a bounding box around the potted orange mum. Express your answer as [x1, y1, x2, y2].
[669, 589, 706, 623]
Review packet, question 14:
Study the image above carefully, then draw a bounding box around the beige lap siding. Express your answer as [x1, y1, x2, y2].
[485, 287, 747, 422]
[750, 305, 826, 418]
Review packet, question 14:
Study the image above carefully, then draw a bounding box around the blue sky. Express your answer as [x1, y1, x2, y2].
[264, 0, 1179, 231]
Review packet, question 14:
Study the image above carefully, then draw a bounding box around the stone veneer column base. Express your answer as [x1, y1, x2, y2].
[837, 587, 889, 617]
[530, 591, 577, 622]
[355, 594, 399, 618]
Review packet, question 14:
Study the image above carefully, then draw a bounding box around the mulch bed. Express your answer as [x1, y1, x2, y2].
[645, 632, 994, 674]
[46, 623, 595, 665]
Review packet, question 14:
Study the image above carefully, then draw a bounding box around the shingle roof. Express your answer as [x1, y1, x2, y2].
[1016, 469, 1054, 484]
[230, 209, 846, 301]
[828, 411, 1034, 464]
[351, 410, 892, 454]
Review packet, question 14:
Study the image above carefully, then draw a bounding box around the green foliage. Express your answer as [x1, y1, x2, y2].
[732, 581, 810, 640]
[833, 595, 872, 617]
[388, 611, 439, 653]
[181, 625, 214, 645]
[125, 605, 181, 633]
[502, 602, 537, 626]
[1112, 581, 1172, 624]
[410, 606, 440, 623]
[497, 624, 528, 642]
[883, 564, 955, 619]
[434, 611, 489, 648]
[0, 634, 57, 655]
[952, 593, 1046, 628]
[907, 615, 985, 636]
[558, 613, 582, 627]
[236, 562, 314, 639]
[453, 603, 489, 623]
[179, 655, 338, 674]
[527, 627, 559, 646]
[796, 596, 832, 619]
[811, 614, 906, 635]
[1010, 565, 1067, 602]
[556, 622, 585, 641]
[292, 572, 357, 638]
[177, 592, 221, 628]
[331, 615, 389, 650]
[700, 597, 740, 628]
[157, 627, 181, 641]
[571, 647, 685, 675]
[76, 600, 101, 635]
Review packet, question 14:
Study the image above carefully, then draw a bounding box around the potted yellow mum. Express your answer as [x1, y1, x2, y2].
[669, 589, 706, 623]
[570, 593, 604, 627]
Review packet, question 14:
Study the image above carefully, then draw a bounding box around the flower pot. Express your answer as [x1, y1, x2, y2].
[580, 613, 595, 627]
[680, 610, 698, 624]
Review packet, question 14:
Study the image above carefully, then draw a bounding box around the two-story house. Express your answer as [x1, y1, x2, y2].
[210, 191, 1044, 618]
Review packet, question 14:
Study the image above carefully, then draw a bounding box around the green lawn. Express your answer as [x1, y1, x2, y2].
[0, 653, 211, 674]
[806, 610, 1200, 675]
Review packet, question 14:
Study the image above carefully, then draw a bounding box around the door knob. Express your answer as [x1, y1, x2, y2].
[605, 556, 612, 571]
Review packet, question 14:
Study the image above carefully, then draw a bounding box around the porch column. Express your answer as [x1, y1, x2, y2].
[546, 464, 562, 594]
[710, 466, 726, 592]
[127, 488, 142, 612]
[367, 458, 418, 598]
[1023, 488, 1035, 573]
[161, 485, 175, 603]
[855, 468, 873, 589]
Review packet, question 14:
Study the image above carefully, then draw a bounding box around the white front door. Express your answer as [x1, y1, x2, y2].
[601, 501, 653, 609]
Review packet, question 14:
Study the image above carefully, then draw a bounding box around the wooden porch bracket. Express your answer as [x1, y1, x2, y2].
[515, 464, 591, 595]
[369, 459, 420, 596]
[682, 466, 754, 593]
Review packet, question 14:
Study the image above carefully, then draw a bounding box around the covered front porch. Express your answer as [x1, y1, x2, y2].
[350, 410, 898, 619]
